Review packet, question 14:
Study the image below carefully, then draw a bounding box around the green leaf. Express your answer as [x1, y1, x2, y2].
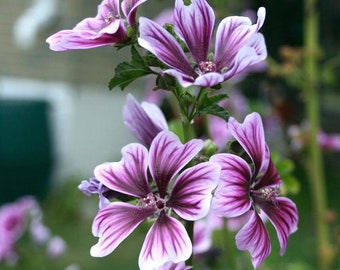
[108, 46, 154, 90]
[197, 92, 229, 120]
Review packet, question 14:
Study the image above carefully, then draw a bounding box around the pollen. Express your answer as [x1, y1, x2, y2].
[104, 11, 119, 25]
[259, 187, 280, 201]
[196, 61, 217, 74]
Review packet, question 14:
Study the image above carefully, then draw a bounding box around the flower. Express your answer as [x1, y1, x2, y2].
[89, 131, 220, 269]
[123, 93, 168, 147]
[46, 0, 147, 51]
[78, 177, 123, 209]
[138, 0, 267, 88]
[211, 112, 298, 268]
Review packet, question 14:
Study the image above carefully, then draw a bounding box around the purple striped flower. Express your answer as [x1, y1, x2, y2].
[211, 112, 298, 268]
[90, 131, 220, 269]
[47, 0, 147, 51]
[138, 0, 267, 88]
[123, 94, 168, 147]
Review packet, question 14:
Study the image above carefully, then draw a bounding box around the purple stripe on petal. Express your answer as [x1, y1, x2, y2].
[123, 94, 168, 147]
[223, 33, 267, 80]
[257, 197, 298, 256]
[90, 202, 154, 257]
[163, 69, 196, 88]
[235, 211, 271, 268]
[254, 158, 282, 189]
[94, 143, 151, 198]
[228, 112, 270, 177]
[193, 72, 224, 88]
[214, 7, 266, 71]
[168, 162, 220, 220]
[149, 131, 204, 198]
[139, 212, 192, 270]
[138, 17, 196, 78]
[174, 0, 214, 64]
[121, 0, 147, 26]
[210, 153, 252, 217]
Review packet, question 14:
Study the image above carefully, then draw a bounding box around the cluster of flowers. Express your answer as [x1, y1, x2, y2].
[47, 0, 298, 269]
[0, 196, 66, 266]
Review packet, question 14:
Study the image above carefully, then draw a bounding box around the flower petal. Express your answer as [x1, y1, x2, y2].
[210, 153, 252, 217]
[90, 202, 154, 257]
[138, 17, 196, 78]
[94, 143, 151, 198]
[168, 162, 220, 220]
[46, 30, 124, 51]
[223, 33, 267, 80]
[123, 94, 168, 147]
[139, 213, 192, 270]
[257, 197, 298, 256]
[149, 131, 204, 198]
[121, 0, 148, 26]
[214, 7, 266, 71]
[235, 211, 271, 268]
[193, 72, 224, 88]
[174, 0, 214, 63]
[255, 158, 282, 189]
[228, 112, 270, 177]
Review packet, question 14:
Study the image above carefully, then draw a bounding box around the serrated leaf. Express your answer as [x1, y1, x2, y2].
[108, 46, 154, 90]
[197, 92, 229, 120]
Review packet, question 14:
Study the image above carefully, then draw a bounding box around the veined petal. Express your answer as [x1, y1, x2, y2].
[149, 131, 203, 198]
[90, 202, 154, 257]
[223, 33, 267, 80]
[122, 0, 148, 26]
[94, 143, 151, 198]
[138, 17, 196, 78]
[123, 94, 168, 147]
[257, 197, 298, 256]
[163, 69, 196, 88]
[139, 213, 192, 270]
[214, 7, 266, 71]
[254, 158, 282, 189]
[210, 153, 252, 217]
[168, 162, 220, 220]
[193, 72, 224, 88]
[46, 30, 124, 51]
[235, 211, 271, 268]
[77, 0, 121, 35]
[228, 112, 270, 177]
[174, 0, 214, 63]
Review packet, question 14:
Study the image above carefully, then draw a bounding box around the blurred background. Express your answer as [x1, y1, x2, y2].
[0, 0, 339, 269]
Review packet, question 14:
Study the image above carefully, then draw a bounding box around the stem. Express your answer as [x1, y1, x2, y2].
[303, 0, 334, 268]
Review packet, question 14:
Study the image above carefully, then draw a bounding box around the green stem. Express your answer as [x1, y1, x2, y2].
[303, 0, 334, 268]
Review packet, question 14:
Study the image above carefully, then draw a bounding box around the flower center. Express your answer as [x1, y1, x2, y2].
[251, 186, 280, 205]
[104, 11, 120, 25]
[141, 193, 168, 212]
[195, 61, 216, 75]
[258, 187, 280, 201]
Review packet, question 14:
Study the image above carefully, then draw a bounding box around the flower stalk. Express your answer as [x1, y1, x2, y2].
[303, 0, 334, 268]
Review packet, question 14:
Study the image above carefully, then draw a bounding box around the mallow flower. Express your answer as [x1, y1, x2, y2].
[90, 131, 220, 269]
[211, 112, 298, 268]
[46, 0, 147, 51]
[123, 93, 168, 147]
[138, 0, 267, 88]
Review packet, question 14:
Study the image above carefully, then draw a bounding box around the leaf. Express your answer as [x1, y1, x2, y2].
[108, 46, 154, 90]
[197, 92, 229, 120]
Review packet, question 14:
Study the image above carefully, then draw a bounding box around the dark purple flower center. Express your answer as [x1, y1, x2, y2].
[195, 61, 216, 75]
[142, 193, 168, 212]
[251, 187, 280, 204]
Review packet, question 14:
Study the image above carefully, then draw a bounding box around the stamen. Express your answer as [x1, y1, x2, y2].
[259, 187, 280, 201]
[141, 193, 168, 212]
[195, 61, 217, 75]
[104, 11, 119, 25]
